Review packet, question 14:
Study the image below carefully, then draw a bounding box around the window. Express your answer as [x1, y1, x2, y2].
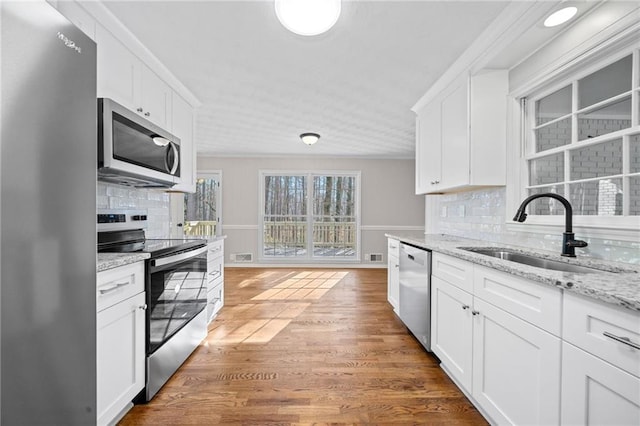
[183, 172, 221, 236]
[260, 171, 360, 261]
[523, 52, 640, 224]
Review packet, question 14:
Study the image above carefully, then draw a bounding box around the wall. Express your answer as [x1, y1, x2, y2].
[97, 182, 172, 238]
[427, 187, 640, 264]
[197, 156, 424, 266]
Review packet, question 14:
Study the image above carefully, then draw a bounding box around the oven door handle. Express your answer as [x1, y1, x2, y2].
[152, 245, 208, 267]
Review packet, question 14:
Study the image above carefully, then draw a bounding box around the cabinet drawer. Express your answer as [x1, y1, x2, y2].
[473, 265, 561, 336]
[388, 239, 400, 259]
[432, 253, 474, 292]
[563, 292, 640, 377]
[207, 261, 224, 286]
[207, 284, 224, 322]
[208, 240, 224, 260]
[97, 262, 145, 312]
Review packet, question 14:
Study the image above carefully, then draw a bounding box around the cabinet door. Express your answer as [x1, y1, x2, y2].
[430, 276, 473, 391]
[415, 100, 441, 194]
[170, 93, 196, 192]
[140, 65, 172, 129]
[561, 342, 640, 426]
[472, 298, 561, 426]
[97, 292, 146, 426]
[440, 81, 469, 189]
[96, 25, 140, 110]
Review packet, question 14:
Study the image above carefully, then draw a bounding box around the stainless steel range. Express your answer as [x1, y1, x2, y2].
[98, 214, 208, 402]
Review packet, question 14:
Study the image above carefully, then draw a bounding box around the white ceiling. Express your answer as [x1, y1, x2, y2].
[102, 1, 509, 158]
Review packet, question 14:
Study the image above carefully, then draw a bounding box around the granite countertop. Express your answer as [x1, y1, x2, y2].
[385, 233, 640, 312]
[98, 253, 150, 272]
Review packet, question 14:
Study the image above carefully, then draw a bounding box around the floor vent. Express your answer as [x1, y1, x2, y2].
[367, 253, 384, 262]
[232, 253, 253, 262]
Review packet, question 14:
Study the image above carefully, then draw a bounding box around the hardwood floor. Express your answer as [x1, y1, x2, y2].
[119, 268, 487, 425]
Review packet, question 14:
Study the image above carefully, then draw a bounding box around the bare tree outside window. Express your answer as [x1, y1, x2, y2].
[184, 175, 220, 236]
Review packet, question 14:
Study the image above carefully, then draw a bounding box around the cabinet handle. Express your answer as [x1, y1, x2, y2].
[430, 180, 440, 185]
[471, 310, 480, 316]
[603, 332, 640, 350]
[136, 107, 143, 113]
[98, 281, 129, 294]
[144, 112, 151, 117]
[395, 264, 399, 268]
[139, 304, 148, 311]
[461, 305, 470, 310]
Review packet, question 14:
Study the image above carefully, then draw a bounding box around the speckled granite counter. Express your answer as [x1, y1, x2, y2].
[385, 233, 640, 312]
[97, 253, 150, 272]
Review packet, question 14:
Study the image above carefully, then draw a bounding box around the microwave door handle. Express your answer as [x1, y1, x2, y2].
[169, 142, 179, 175]
[164, 142, 179, 175]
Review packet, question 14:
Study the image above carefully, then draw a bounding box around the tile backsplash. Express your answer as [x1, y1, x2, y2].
[428, 187, 640, 264]
[97, 182, 171, 238]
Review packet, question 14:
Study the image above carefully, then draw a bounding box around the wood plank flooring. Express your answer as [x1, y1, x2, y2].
[119, 268, 487, 425]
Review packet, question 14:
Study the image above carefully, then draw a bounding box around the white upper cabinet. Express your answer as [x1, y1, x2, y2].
[96, 25, 140, 112]
[140, 65, 172, 130]
[171, 93, 196, 193]
[415, 69, 508, 194]
[96, 25, 172, 130]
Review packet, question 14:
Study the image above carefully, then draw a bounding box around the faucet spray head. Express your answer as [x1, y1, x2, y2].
[513, 209, 527, 222]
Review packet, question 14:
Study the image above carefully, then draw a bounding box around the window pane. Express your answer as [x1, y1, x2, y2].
[312, 175, 357, 258]
[184, 176, 219, 236]
[570, 178, 623, 216]
[570, 140, 622, 180]
[577, 97, 631, 141]
[529, 153, 564, 186]
[630, 176, 640, 216]
[263, 216, 307, 257]
[535, 117, 571, 152]
[263, 175, 307, 257]
[526, 186, 564, 216]
[578, 55, 632, 109]
[631, 134, 640, 174]
[264, 175, 306, 215]
[535, 85, 571, 125]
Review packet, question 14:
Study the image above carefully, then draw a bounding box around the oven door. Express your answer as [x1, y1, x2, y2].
[146, 245, 208, 354]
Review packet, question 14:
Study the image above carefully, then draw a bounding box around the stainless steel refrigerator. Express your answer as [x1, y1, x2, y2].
[1, 1, 97, 423]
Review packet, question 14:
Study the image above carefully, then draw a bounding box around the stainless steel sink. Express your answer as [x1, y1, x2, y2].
[459, 247, 600, 274]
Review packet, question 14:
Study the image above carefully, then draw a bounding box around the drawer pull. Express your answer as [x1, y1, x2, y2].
[461, 305, 470, 310]
[99, 281, 130, 294]
[471, 310, 480, 316]
[603, 332, 640, 350]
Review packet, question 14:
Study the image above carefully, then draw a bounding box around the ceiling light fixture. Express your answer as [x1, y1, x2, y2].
[275, 0, 341, 36]
[543, 6, 578, 27]
[300, 132, 320, 145]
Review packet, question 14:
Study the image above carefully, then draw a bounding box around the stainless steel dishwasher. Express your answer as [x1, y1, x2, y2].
[399, 242, 432, 351]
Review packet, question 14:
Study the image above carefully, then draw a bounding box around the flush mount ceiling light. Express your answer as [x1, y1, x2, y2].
[275, 0, 341, 36]
[543, 6, 578, 27]
[300, 132, 320, 145]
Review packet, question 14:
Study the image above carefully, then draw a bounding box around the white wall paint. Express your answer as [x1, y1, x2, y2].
[198, 156, 424, 266]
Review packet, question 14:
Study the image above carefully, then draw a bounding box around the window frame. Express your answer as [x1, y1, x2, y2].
[183, 169, 223, 237]
[506, 38, 640, 241]
[258, 169, 361, 263]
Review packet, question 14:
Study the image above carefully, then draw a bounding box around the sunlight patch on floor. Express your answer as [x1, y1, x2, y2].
[251, 271, 348, 301]
[212, 302, 311, 344]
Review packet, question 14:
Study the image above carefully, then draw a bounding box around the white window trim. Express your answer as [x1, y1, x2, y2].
[258, 169, 362, 263]
[506, 26, 640, 242]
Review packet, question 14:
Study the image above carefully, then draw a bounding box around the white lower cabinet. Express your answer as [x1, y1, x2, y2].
[472, 298, 561, 425]
[431, 276, 473, 390]
[97, 262, 146, 426]
[431, 253, 561, 425]
[207, 240, 225, 322]
[561, 342, 640, 425]
[387, 238, 400, 311]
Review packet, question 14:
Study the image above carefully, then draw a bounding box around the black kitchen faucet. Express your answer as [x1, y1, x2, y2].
[513, 193, 588, 257]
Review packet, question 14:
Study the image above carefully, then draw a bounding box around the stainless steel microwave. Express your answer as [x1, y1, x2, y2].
[98, 98, 181, 188]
